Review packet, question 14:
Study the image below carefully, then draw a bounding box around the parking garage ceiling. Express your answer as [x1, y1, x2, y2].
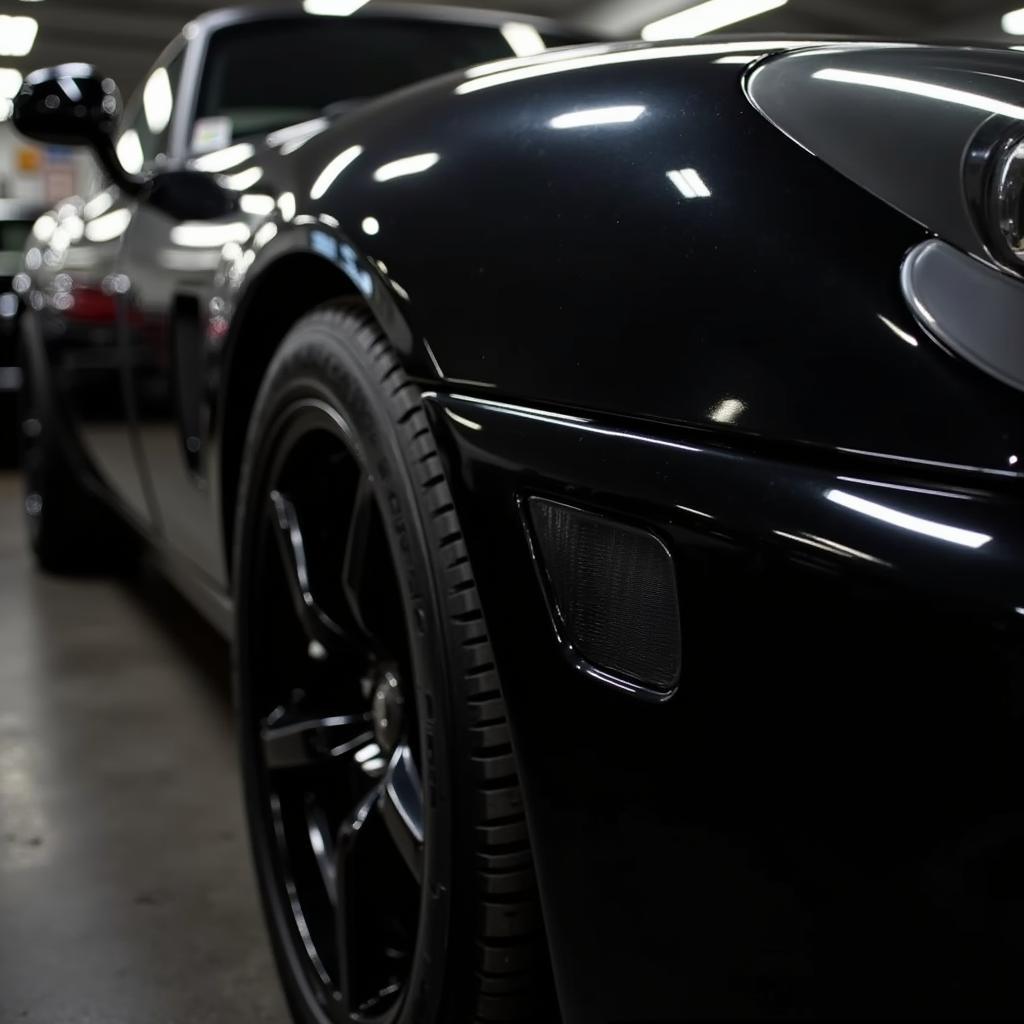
[2, 0, 1024, 96]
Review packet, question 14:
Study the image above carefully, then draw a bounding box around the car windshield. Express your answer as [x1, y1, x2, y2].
[196, 16, 579, 141]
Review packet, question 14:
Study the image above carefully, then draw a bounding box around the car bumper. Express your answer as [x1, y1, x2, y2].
[427, 387, 1024, 1021]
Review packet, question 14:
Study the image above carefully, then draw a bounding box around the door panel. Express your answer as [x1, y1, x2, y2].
[117, 199, 225, 583]
[36, 192, 154, 526]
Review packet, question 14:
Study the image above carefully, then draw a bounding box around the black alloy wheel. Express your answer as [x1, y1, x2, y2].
[234, 304, 550, 1024]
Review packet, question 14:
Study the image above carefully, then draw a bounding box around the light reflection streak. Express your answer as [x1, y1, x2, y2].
[445, 409, 483, 432]
[826, 488, 991, 549]
[774, 530, 889, 566]
[192, 142, 255, 173]
[878, 314, 919, 347]
[310, 145, 363, 199]
[373, 153, 439, 182]
[812, 68, 1024, 120]
[458, 40, 812, 94]
[676, 504, 714, 519]
[549, 105, 645, 129]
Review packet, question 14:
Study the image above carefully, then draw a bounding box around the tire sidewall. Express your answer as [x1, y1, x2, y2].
[233, 316, 461, 1024]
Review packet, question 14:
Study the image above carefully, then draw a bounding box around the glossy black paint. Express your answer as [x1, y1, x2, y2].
[15, 19, 1024, 1020]
[427, 388, 1024, 1020]
[242, 40, 1023, 479]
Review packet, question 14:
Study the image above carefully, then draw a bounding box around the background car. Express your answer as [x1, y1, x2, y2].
[0, 198, 43, 461]
[4, 2, 1024, 1023]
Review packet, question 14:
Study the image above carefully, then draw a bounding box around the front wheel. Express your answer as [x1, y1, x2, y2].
[234, 304, 550, 1024]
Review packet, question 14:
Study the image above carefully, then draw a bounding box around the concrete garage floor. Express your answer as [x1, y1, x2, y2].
[0, 472, 289, 1023]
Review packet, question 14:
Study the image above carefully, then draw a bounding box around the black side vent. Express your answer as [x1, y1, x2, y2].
[527, 497, 682, 696]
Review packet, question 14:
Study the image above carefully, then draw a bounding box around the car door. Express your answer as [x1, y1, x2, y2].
[115, 41, 232, 585]
[38, 157, 155, 528]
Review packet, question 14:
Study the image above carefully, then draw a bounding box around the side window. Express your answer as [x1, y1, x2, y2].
[116, 50, 185, 174]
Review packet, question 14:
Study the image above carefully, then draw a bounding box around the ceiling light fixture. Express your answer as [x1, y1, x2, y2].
[500, 22, 546, 57]
[0, 15, 38, 56]
[642, 0, 788, 40]
[0, 67, 23, 100]
[303, 0, 371, 15]
[1003, 7, 1024, 34]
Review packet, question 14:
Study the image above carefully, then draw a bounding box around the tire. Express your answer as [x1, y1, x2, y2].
[234, 303, 551, 1024]
[18, 332, 133, 574]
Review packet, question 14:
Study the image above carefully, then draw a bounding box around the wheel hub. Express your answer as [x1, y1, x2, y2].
[371, 669, 404, 754]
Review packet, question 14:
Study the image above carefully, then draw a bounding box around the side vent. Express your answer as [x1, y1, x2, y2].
[526, 497, 682, 697]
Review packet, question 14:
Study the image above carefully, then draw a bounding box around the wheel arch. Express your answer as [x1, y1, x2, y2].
[217, 238, 427, 581]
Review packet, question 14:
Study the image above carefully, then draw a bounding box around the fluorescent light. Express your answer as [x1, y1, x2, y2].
[143, 67, 173, 135]
[642, 0, 787, 40]
[826, 489, 992, 549]
[192, 142, 255, 173]
[1003, 7, 1024, 33]
[714, 54, 762, 63]
[667, 168, 711, 198]
[373, 152, 439, 182]
[362, 216, 380, 235]
[0, 15, 38, 57]
[500, 22, 546, 57]
[812, 68, 1024, 120]
[549, 105, 645, 129]
[303, 0, 370, 14]
[0, 68, 22, 99]
[309, 144, 363, 199]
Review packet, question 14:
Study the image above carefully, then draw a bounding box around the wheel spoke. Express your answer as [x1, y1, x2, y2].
[304, 800, 338, 908]
[261, 706, 373, 770]
[379, 745, 424, 883]
[250, 405, 423, 1022]
[342, 473, 376, 640]
[335, 786, 379, 1016]
[268, 490, 350, 656]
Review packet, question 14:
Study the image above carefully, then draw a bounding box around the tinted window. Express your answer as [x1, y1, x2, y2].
[0, 221, 32, 254]
[117, 49, 185, 172]
[196, 17, 573, 140]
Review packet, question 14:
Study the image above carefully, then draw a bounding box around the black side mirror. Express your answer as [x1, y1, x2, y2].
[141, 171, 238, 221]
[12, 63, 143, 197]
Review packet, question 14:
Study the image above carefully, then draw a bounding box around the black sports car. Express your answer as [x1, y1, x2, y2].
[11, 2, 1024, 1021]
